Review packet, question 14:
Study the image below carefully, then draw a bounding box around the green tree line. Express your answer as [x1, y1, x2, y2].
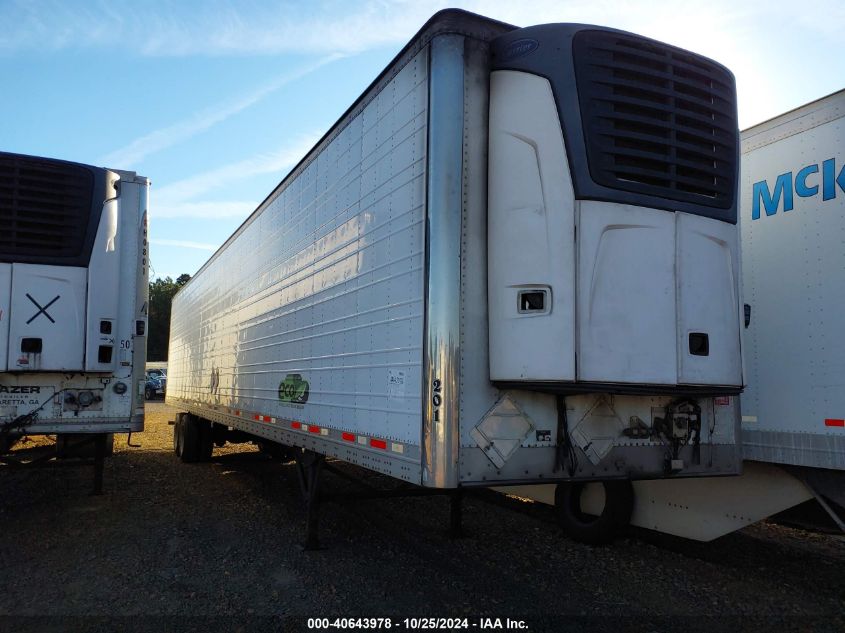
[147, 274, 190, 361]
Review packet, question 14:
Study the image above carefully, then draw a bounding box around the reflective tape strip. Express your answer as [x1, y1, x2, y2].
[357, 436, 367, 445]
[308, 425, 321, 434]
[391, 442, 403, 454]
[370, 438, 387, 450]
[342, 432, 355, 442]
[825, 418, 845, 427]
[320, 428, 329, 436]
[741, 415, 757, 423]
[291, 422, 302, 430]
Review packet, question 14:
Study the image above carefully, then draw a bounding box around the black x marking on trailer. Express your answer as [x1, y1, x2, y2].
[26, 293, 60, 324]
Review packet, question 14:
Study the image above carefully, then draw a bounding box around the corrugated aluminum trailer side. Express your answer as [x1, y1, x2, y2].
[168, 10, 745, 543]
[168, 16, 487, 486]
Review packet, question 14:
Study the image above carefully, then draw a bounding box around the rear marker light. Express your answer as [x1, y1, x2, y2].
[825, 419, 844, 427]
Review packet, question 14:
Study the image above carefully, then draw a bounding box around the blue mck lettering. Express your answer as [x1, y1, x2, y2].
[752, 173, 792, 220]
[752, 157, 844, 220]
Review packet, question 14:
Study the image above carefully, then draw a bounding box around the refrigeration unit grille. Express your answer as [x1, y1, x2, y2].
[573, 29, 737, 210]
[0, 154, 94, 260]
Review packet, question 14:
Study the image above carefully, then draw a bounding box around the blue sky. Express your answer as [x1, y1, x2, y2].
[1, 0, 842, 280]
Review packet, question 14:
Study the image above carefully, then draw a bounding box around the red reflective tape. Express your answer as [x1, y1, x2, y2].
[825, 418, 845, 427]
[308, 425, 321, 434]
[253, 414, 260, 421]
[262, 415, 272, 422]
[235, 410, 241, 416]
[341, 432, 355, 442]
[370, 438, 387, 450]
[291, 421, 301, 430]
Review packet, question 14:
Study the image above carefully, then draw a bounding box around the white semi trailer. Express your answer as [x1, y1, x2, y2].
[504, 89, 845, 541]
[0, 151, 149, 491]
[167, 9, 744, 546]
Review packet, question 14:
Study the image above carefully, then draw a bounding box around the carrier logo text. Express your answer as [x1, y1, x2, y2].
[752, 157, 845, 219]
[0, 386, 41, 394]
[278, 374, 309, 405]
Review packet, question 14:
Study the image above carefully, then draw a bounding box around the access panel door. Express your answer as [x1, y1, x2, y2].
[7, 264, 87, 371]
[577, 201, 677, 385]
[676, 212, 742, 386]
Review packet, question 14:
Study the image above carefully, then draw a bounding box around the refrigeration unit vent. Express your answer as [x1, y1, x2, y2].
[0, 153, 95, 262]
[573, 30, 738, 214]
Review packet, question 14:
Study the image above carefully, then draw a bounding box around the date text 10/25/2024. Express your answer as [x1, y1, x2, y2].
[307, 618, 529, 630]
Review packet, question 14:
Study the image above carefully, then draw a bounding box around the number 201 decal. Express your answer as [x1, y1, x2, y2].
[432, 378, 442, 422]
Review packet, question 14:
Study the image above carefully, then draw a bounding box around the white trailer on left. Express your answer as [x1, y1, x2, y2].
[0, 151, 149, 491]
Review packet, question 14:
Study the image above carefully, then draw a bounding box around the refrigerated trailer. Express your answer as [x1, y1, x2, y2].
[0, 151, 149, 489]
[167, 9, 744, 544]
[504, 89, 845, 541]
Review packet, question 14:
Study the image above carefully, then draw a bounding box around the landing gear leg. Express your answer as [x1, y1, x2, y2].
[296, 450, 325, 551]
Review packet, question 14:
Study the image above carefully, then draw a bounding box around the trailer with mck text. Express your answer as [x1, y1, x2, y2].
[167, 9, 744, 546]
[0, 151, 149, 492]
[503, 89, 845, 540]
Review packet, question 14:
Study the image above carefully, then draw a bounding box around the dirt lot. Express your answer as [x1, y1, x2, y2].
[1, 403, 843, 632]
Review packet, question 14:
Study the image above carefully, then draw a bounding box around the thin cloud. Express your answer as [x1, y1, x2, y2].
[2, 0, 841, 58]
[150, 238, 219, 251]
[156, 133, 321, 203]
[0, 0, 434, 56]
[153, 200, 256, 220]
[99, 56, 341, 168]
[152, 131, 320, 220]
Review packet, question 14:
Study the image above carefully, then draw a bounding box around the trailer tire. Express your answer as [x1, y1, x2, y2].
[180, 415, 201, 463]
[554, 480, 634, 545]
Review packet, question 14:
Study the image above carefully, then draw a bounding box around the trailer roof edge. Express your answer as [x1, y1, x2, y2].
[173, 9, 516, 297]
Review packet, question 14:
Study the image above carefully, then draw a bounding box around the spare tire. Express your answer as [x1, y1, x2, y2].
[554, 480, 634, 545]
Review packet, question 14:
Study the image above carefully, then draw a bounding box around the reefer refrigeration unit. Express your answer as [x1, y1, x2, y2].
[506, 89, 845, 541]
[0, 151, 149, 464]
[167, 10, 744, 540]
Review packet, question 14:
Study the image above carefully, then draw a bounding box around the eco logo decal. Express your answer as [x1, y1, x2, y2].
[278, 373, 309, 405]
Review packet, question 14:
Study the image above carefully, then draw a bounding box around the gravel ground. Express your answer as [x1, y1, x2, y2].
[0, 402, 843, 632]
